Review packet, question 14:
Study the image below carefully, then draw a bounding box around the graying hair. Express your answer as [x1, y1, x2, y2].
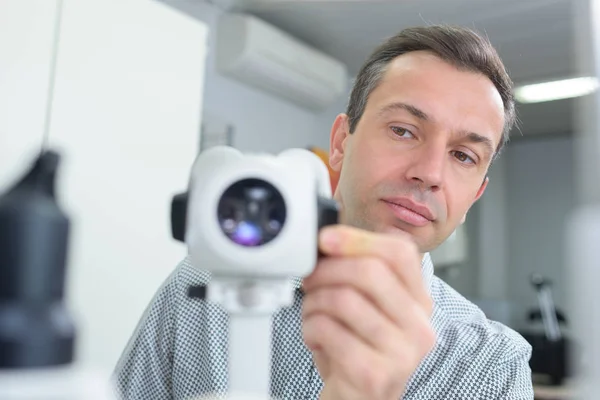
[346, 25, 516, 159]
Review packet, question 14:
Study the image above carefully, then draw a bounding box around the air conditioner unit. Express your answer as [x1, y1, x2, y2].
[215, 13, 349, 112]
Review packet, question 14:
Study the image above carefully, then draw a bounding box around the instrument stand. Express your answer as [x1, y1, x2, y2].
[190, 278, 296, 400]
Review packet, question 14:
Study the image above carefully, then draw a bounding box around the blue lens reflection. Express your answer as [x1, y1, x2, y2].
[232, 221, 262, 246]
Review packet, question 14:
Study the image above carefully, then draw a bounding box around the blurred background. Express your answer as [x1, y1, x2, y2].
[1, 0, 591, 397]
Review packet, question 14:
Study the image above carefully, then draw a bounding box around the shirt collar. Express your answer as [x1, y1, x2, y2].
[421, 252, 435, 294]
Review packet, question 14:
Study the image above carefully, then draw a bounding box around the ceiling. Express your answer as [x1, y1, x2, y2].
[191, 0, 589, 138]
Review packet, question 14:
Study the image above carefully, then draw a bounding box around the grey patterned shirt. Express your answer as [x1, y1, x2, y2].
[113, 254, 534, 399]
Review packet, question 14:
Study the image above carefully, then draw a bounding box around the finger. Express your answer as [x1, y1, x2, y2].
[303, 257, 436, 351]
[303, 313, 385, 391]
[319, 225, 431, 311]
[303, 256, 409, 327]
[302, 286, 401, 352]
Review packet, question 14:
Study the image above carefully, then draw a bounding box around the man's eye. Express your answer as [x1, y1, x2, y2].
[453, 151, 475, 164]
[390, 126, 414, 138]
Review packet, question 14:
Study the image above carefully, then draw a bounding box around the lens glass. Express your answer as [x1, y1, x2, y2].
[217, 178, 286, 247]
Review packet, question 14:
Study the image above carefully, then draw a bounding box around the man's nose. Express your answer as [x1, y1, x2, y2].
[405, 143, 445, 191]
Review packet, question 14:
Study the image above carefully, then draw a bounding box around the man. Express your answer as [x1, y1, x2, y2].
[114, 25, 534, 399]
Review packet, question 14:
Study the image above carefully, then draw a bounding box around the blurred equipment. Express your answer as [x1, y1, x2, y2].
[0, 151, 114, 399]
[0, 151, 73, 369]
[521, 274, 570, 386]
[171, 146, 339, 399]
[215, 13, 348, 112]
[531, 274, 563, 342]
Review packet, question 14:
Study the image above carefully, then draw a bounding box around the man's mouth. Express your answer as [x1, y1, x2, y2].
[381, 197, 434, 227]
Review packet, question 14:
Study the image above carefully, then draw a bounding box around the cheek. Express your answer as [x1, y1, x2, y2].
[348, 141, 393, 190]
[444, 177, 483, 220]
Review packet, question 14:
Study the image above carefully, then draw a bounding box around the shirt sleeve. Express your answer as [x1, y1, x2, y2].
[111, 265, 181, 400]
[481, 341, 535, 399]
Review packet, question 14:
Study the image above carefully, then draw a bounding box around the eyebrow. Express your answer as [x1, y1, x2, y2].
[377, 102, 429, 121]
[459, 131, 496, 159]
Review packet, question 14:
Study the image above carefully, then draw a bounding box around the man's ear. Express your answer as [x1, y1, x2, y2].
[475, 175, 489, 202]
[460, 176, 489, 224]
[328, 114, 350, 193]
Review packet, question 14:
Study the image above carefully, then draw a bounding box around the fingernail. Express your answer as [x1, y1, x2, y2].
[320, 227, 340, 251]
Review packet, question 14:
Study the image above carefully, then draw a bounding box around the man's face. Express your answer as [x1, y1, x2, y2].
[329, 51, 505, 253]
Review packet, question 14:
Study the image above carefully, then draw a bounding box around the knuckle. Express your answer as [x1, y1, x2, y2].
[301, 325, 312, 345]
[424, 295, 434, 315]
[303, 313, 330, 342]
[394, 343, 416, 367]
[365, 318, 386, 346]
[421, 324, 437, 352]
[319, 288, 336, 308]
[411, 317, 436, 356]
[409, 344, 423, 366]
[354, 362, 386, 396]
[392, 333, 424, 367]
[302, 291, 320, 316]
[301, 318, 315, 347]
[335, 287, 358, 310]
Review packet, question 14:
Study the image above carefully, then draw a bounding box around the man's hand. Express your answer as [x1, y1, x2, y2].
[301, 225, 436, 400]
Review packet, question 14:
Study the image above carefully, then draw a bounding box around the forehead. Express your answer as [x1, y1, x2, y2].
[366, 51, 505, 147]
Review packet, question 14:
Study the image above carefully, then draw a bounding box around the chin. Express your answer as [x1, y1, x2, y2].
[380, 224, 416, 238]
[380, 223, 436, 252]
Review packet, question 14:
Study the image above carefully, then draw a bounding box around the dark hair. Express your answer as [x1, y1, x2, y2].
[346, 25, 516, 158]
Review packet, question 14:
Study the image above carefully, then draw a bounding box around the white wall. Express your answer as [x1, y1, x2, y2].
[0, 0, 58, 190]
[54, 0, 209, 374]
[2, 0, 210, 375]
